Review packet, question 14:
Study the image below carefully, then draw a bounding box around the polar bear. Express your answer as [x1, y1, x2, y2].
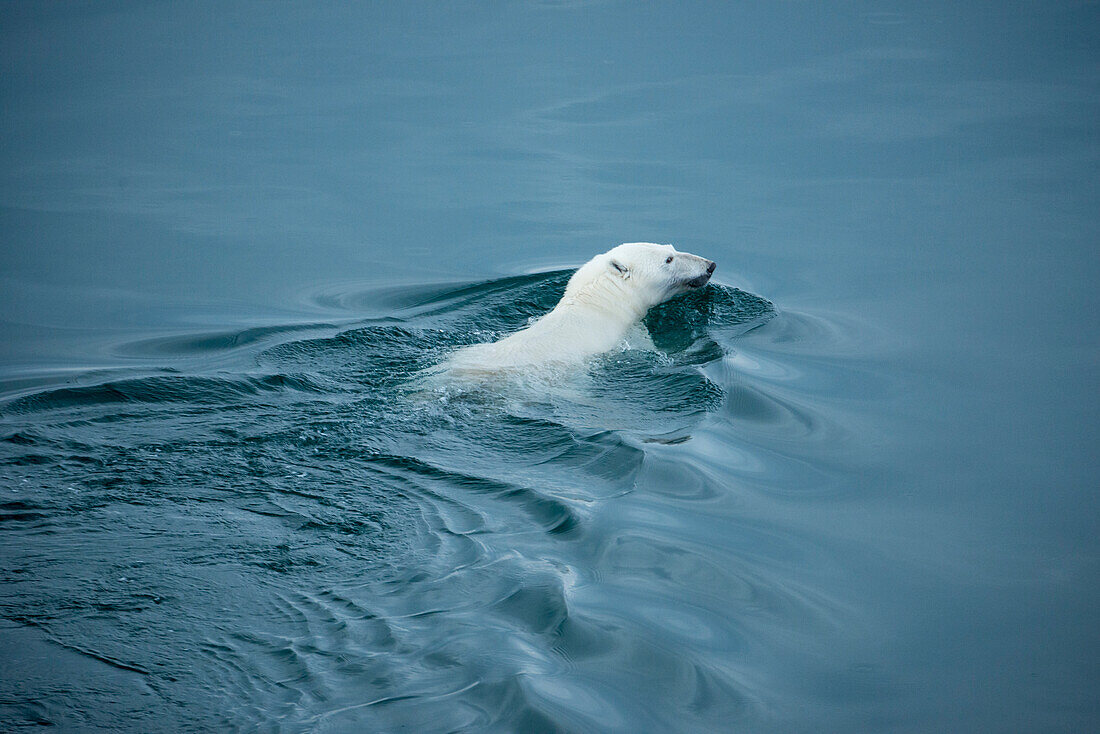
[444, 243, 716, 373]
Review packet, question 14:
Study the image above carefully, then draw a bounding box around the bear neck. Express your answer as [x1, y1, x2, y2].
[560, 271, 649, 326]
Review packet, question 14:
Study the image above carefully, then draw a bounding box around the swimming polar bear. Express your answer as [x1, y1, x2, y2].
[444, 243, 716, 373]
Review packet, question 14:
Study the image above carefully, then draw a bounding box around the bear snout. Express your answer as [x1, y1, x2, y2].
[679, 255, 716, 289]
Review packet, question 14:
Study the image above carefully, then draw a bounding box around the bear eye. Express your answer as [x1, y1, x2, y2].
[665, 256, 674, 264]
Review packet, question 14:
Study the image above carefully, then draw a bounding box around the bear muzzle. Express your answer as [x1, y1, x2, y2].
[684, 260, 716, 288]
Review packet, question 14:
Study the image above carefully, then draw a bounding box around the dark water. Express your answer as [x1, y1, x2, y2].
[2, 3, 1098, 732]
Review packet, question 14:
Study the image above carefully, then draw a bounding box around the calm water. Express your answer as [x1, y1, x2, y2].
[2, 3, 1098, 732]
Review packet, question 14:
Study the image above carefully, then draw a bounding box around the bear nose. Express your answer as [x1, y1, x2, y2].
[706, 261, 716, 274]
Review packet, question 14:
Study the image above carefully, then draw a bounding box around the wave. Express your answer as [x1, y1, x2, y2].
[1, 373, 327, 415]
[0, 271, 878, 732]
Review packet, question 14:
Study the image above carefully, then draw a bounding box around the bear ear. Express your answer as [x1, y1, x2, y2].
[609, 259, 629, 278]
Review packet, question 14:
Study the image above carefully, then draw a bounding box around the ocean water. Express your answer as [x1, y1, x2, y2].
[1, 3, 1097, 732]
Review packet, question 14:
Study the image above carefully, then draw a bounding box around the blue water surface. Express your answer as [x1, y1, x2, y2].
[1, 2, 1097, 732]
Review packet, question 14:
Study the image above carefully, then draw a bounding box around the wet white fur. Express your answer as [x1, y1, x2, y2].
[444, 243, 714, 373]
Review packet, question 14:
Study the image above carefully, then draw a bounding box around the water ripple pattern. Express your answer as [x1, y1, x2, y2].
[0, 271, 885, 732]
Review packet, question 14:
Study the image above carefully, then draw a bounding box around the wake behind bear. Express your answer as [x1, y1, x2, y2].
[443, 243, 716, 374]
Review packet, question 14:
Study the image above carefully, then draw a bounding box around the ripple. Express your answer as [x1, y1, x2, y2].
[0, 269, 854, 732]
[365, 453, 583, 537]
[115, 322, 336, 358]
[0, 373, 326, 415]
